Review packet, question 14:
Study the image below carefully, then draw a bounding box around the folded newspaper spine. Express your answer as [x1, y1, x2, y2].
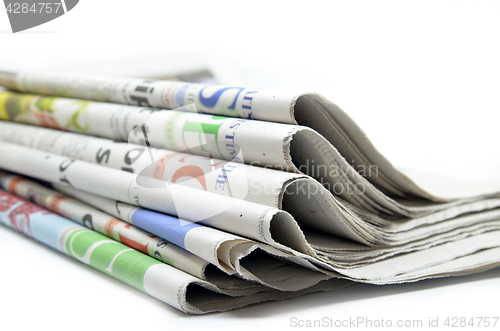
[0, 71, 299, 123]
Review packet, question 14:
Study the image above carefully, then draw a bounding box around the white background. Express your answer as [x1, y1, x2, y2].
[0, 1, 499, 330]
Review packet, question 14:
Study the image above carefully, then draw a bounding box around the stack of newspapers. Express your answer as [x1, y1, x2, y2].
[0, 70, 499, 314]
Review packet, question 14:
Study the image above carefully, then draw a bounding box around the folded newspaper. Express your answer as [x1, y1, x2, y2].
[0, 71, 499, 314]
